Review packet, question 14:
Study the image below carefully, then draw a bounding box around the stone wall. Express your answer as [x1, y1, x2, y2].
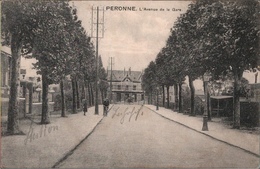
[1, 99, 54, 118]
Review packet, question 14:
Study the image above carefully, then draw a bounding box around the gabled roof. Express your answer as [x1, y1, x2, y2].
[107, 69, 143, 82]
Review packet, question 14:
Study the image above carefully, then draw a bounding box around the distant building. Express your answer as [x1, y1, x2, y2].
[1, 47, 11, 97]
[249, 83, 260, 102]
[107, 68, 144, 103]
[1, 46, 55, 117]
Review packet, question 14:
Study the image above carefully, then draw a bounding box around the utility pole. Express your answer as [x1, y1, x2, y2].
[91, 6, 104, 115]
[109, 57, 114, 102]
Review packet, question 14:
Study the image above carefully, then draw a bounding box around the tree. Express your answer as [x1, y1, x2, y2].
[98, 56, 109, 102]
[165, 30, 186, 112]
[194, 0, 259, 128]
[142, 61, 157, 104]
[173, 2, 207, 116]
[155, 47, 177, 108]
[28, 1, 81, 123]
[2, 0, 49, 133]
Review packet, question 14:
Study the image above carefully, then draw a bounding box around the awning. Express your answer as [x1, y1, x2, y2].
[210, 96, 233, 99]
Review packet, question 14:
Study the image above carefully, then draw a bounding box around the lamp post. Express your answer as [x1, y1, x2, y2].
[143, 91, 145, 105]
[202, 72, 211, 131]
[156, 87, 159, 110]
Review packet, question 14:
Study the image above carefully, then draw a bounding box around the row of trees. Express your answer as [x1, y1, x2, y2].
[142, 0, 260, 128]
[2, 0, 108, 134]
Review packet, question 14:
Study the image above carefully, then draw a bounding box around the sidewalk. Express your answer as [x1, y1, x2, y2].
[1, 106, 104, 168]
[145, 104, 259, 157]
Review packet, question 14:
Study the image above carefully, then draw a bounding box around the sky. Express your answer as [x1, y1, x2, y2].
[17, 0, 259, 88]
[72, 1, 192, 71]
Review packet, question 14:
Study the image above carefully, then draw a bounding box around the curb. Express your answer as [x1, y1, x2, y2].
[51, 116, 104, 168]
[144, 105, 260, 158]
[52, 104, 115, 168]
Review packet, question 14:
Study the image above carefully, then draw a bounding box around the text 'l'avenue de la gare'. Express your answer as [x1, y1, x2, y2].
[105, 6, 182, 12]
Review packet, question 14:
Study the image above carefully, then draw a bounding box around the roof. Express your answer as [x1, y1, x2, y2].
[107, 69, 143, 82]
[1, 46, 11, 57]
[210, 96, 233, 99]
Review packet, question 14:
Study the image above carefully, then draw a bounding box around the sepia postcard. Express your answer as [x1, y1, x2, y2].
[1, 0, 260, 168]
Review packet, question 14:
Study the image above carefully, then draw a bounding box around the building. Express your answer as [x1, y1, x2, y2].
[1, 47, 11, 98]
[249, 83, 260, 102]
[1, 46, 54, 117]
[107, 68, 144, 103]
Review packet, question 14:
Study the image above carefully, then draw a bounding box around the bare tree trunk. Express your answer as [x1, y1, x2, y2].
[162, 85, 165, 107]
[76, 78, 80, 109]
[166, 85, 170, 108]
[28, 82, 33, 114]
[72, 77, 77, 114]
[178, 83, 183, 113]
[207, 87, 211, 121]
[150, 93, 153, 105]
[41, 73, 50, 124]
[174, 83, 179, 111]
[7, 35, 22, 134]
[88, 81, 92, 106]
[81, 83, 85, 100]
[189, 76, 195, 116]
[60, 79, 66, 117]
[233, 70, 242, 129]
[90, 82, 94, 106]
[22, 82, 27, 116]
[100, 88, 104, 103]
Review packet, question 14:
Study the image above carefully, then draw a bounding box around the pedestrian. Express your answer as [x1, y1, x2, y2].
[103, 98, 110, 116]
[82, 99, 88, 116]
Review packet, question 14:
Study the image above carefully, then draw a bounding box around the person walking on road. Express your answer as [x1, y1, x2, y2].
[82, 99, 88, 116]
[103, 98, 110, 116]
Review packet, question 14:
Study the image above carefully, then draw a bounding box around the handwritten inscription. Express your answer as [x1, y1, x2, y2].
[24, 118, 58, 145]
[112, 106, 144, 124]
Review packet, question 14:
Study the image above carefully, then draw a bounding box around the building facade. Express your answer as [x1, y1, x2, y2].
[1, 46, 55, 117]
[107, 68, 144, 103]
[250, 83, 260, 102]
[1, 48, 11, 98]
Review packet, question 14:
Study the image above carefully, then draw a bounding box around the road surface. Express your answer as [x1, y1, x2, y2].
[57, 104, 259, 168]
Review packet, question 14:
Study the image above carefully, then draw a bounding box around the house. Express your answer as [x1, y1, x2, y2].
[1, 46, 54, 117]
[107, 68, 144, 103]
[249, 83, 260, 102]
[1, 46, 11, 98]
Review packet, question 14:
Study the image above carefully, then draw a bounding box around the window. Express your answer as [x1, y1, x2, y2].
[133, 85, 136, 90]
[118, 85, 121, 90]
[125, 85, 129, 90]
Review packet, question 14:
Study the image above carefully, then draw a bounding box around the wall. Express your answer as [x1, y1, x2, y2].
[1, 99, 54, 118]
[240, 101, 260, 127]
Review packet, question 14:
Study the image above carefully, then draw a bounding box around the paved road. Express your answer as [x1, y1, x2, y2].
[57, 104, 259, 168]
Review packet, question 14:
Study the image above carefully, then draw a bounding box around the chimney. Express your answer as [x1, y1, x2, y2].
[124, 68, 125, 76]
[129, 67, 131, 75]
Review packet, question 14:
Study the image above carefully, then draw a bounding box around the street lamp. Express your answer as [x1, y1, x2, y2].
[202, 72, 211, 131]
[143, 91, 145, 105]
[156, 87, 159, 110]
